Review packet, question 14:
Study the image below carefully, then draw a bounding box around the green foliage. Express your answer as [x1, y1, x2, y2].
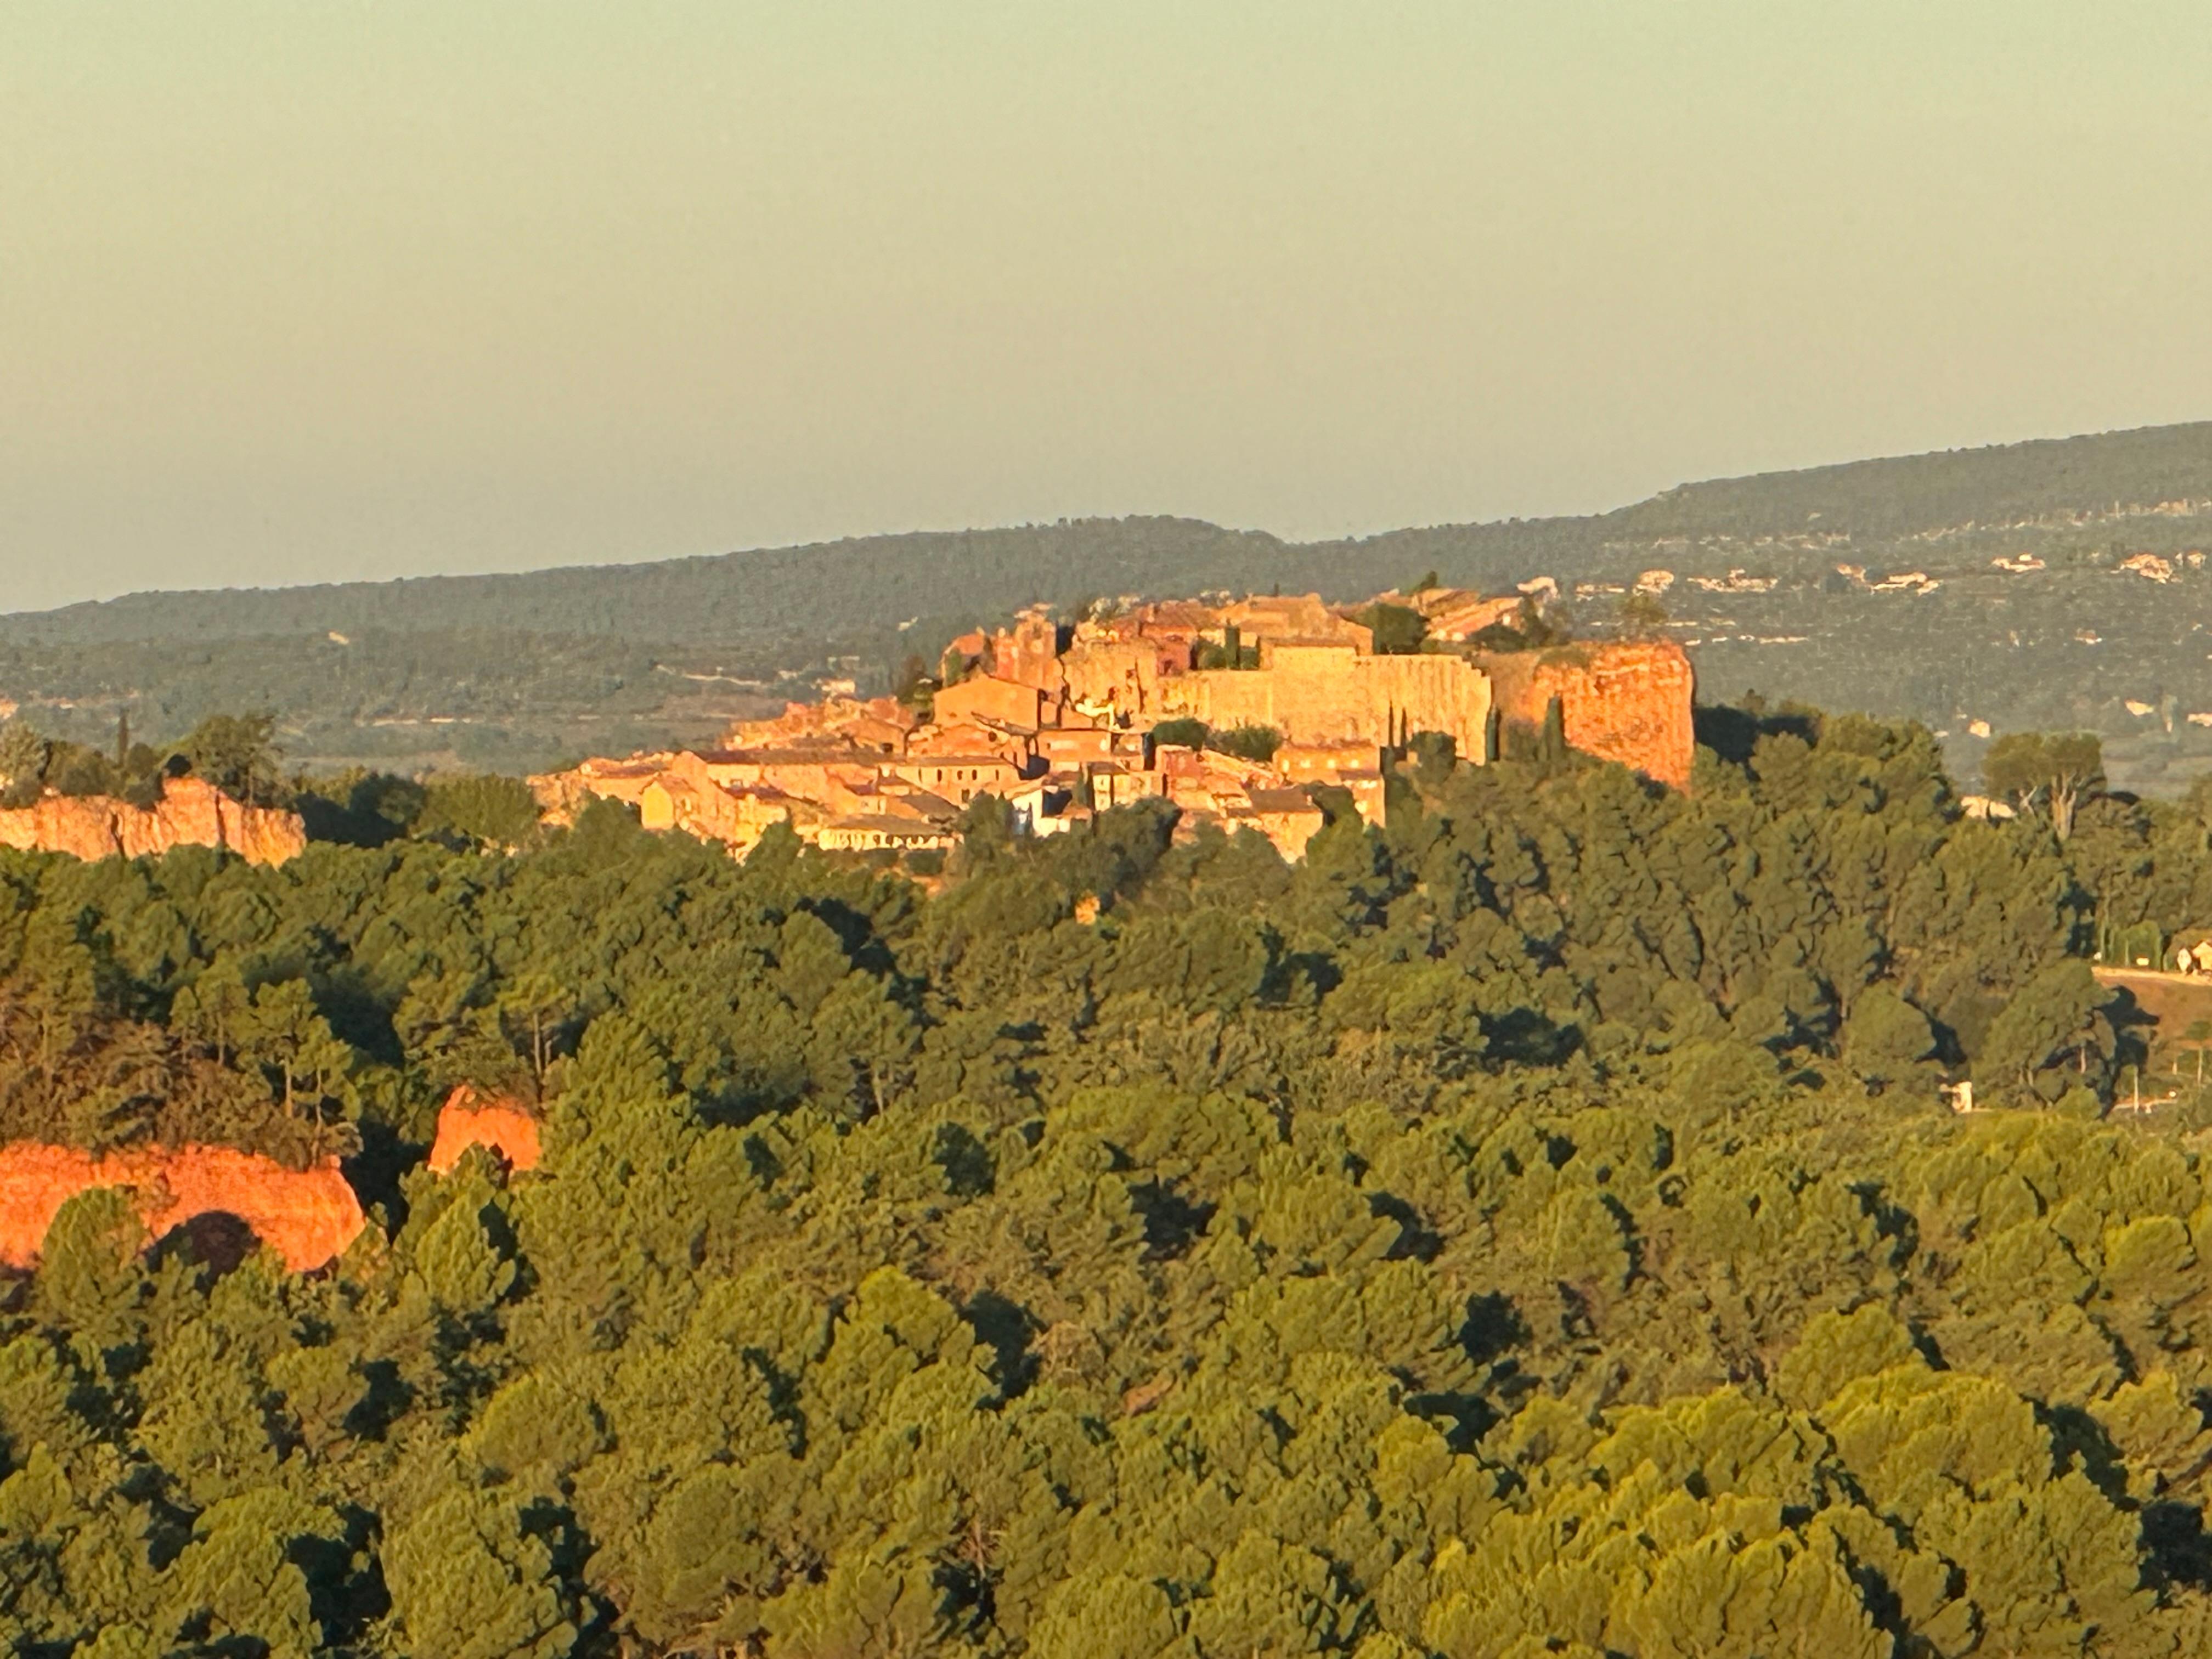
[10, 704, 2212, 1650]
[1209, 723, 1283, 764]
[179, 711, 284, 804]
[1842, 985, 1939, 1093]
[294, 770, 428, 847]
[1352, 601, 1429, 655]
[383, 1487, 578, 1659]
[1980, 958, 2111, 1099]
[1194, 632, 1260, 670]
[0, 718, 50, 792]
[1985, 729, 2106, 838]
[1618, 590, 1671, 637]
[420, 772, 543, 849]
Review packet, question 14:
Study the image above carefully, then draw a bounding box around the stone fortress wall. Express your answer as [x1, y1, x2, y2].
[1156, 643, 1497, 759]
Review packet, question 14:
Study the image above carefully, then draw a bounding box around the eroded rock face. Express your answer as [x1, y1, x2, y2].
[427, 1084, 542, 1175]
[1484, 640, 1697, 790]
[0, 777, 306, 866]
[0, 1142, 365, 1272]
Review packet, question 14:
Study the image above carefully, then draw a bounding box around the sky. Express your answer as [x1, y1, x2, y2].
[5, 3, 2211, 613]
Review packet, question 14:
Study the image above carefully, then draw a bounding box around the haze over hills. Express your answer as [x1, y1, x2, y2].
[5, 420, 2211, 785]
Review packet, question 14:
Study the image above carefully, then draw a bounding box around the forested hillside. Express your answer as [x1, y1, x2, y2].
[5, 421, 2210, 780]
[14, 715, 2212, 1652]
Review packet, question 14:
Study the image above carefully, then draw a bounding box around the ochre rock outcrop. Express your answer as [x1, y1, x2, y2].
[1482, 640, 1697, 791]
[0, 1142, 365, 1272]
[428, 1084, 542, 1175]
[0, 777, 306, 866]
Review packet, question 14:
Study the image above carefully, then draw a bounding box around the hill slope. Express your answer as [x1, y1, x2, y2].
[3, 420, 2209, 781]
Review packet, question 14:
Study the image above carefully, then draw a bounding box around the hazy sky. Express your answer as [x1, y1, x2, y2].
[6, 3, 2210, 613]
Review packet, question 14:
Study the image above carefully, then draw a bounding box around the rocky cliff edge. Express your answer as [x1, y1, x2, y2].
[428, 1084, 543, 1175]
[0, 1143, 364, 1272]
[0, 777, 306, 866]
[1481, 639, 1697, 791]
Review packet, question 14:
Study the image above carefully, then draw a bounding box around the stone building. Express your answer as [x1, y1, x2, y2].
[932, 673, 1051, 732]
[816, 816, 958, 853]
[879, 751, 1025, 806]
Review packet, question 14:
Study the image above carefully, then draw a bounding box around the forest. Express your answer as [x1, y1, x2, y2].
[15, 707, 2212, 1654]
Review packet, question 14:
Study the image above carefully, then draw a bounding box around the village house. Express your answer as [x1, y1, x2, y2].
[1276, 741, 1388, 826]
[1406, 589, 1526, 642]
[1008, 777, 1090, 837]
[639, 774, 805, 849]
[1035, 725, 1121, 766]
[816, 816, 958, 853]
[1217, 594, 1373, 654]
[1086, 760, 1163, 811]
[880, 751, 1027, 805]
[930, 673, 1051, 733]
[1240, 788, 1327, 856]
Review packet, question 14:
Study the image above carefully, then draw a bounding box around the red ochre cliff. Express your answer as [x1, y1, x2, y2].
[1482, 639, 1697, 791]
[0, 1143, 365, 1272]
[0, 777, 306, 866]
[428, 1084, 543, 1175]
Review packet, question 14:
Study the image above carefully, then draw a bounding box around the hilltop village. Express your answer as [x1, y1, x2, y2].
[534, 586, 1696, 861]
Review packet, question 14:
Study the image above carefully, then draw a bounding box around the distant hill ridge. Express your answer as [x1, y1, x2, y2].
[6, 418, 2212, 786]
[10, 420, 2210, 649]
[1593, 420, 2212, 542]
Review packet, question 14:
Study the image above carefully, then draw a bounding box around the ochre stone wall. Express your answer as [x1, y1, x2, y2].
[428, 1085, 543, 1175]
[0, 1143, 364, 1272]
[990, 614, 1068, 695]
[0, 778, 305, 866]
[1062, 639, 1178, 723]
[1158, 646, 1494, 758]
[931, 674, 1047, 731]
[1481, 640, 1696, 789]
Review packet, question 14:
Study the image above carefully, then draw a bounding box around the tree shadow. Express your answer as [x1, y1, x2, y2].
[147, 1210, 261, 1278]
[1370, 1192, 1442, 1262]
[343, 1117, 424, 1238]
[1460, 1290, 1528, 1367]
[1130, 1180, 1216, 1261]
[1695, 703, 1820, 768]
[961, 1289, 1039, 1401]
[2144, 1499, 2212, 1590]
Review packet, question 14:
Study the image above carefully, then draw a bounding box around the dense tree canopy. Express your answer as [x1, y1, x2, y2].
[10, 707, 2212, 1653]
